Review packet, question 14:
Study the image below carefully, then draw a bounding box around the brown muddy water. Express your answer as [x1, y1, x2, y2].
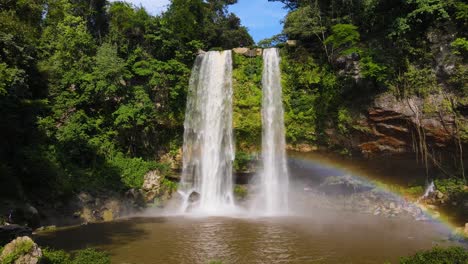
[35, 212, 455, 264]
[35, 153, 463, 263]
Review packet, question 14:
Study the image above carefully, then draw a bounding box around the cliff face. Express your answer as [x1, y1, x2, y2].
[339, 93, 467, 157]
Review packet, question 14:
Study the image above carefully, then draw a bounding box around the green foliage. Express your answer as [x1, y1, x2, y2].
[0, 239, 33, 264]
[41, 248, 110, 264]
[451, 38, 468, 56]
[435, 178, 466, 195]
[0, 0, 254, 200]
[108, 153, 160, 189]
[400, 246, 468, 264]
[390, 65, 439, 98]
[406, 185, 425, 197]
[41, 248, 72, 264]
[324, 24, 360, 56]
[257, 34, 287, 48]
[232, 54, 262, 150]
[233, 151, 254, 172]
[282, 53, 320, 144]
[337, 108, 352, 134]
[360, 55, 388, 84]
[234, 185, 248, 200]
[71, 249, 110, 264]
[283, 5, 324, 41]
[161, 179, 178, 193]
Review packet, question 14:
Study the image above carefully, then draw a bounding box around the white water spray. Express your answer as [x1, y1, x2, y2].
[179, 51, 235, 214]
[417, 181, 435, 202]
[255, 48, 289, 214]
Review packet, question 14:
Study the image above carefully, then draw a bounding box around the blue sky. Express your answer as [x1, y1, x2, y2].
[109, 0, 287, 43]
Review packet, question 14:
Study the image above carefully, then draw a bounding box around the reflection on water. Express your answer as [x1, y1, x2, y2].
[35, 213, 455, 264]
[34, 152, 462, 264]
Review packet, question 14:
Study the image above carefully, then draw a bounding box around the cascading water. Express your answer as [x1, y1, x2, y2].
[256, 48, 289, 214]
[179, 50, 235, 214]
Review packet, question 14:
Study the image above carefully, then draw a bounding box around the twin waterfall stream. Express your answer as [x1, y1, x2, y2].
[179, 48, 288, 215]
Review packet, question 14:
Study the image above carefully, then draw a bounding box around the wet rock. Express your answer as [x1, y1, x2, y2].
[78, 192, 94, 204]
[286, 144, 318, 152]
[232, 47, 262, 57]
[435, 190, 444, 200]
[102, 210, 114, 222]
[188, 191, 201, 203]
[125, 188, 146, 208]
[0, 236, 41, 264]
[35, 225, 56, 232]
[2, 203, 41, 228]
[0, 225, 33, 246]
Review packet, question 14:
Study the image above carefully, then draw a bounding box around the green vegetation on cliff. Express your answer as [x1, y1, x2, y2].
[263, 0, 468, 183]
[0, 0, 253, 201]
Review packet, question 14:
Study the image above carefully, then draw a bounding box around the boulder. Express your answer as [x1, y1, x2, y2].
[232, 47, 249, 55]
[0, 225, 32, 246]
[232, 47, 262, 57]
[188, 191, 200, 203]
[286, 40, 297, 46]
[255, 48, 263, 56]
[125, 188, 146, 207]
[0, 236, 41, 264]
[3, 203, 40, 228]
[142, 171, 161, 192]
[142, 170, 162, 202]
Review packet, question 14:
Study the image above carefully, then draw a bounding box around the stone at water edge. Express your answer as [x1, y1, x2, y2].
[435, 190, 444, 200]
[465, 223, 468, 236]
[188, 191, 200, 203]
[0, 236, 42, 264]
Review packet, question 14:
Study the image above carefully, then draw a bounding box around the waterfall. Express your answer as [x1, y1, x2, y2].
[417, 181, 435, 202]
[179, 50, 235, 214]
[257, 48, 289, 214]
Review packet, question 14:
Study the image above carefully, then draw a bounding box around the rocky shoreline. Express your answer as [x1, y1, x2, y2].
[1, 169, 467, 248]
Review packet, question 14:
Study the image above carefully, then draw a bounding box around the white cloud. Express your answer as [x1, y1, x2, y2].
[109, 0, 170, 15]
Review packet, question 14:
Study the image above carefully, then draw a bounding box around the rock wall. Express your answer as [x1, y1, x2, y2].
[346, 93, 467, 157]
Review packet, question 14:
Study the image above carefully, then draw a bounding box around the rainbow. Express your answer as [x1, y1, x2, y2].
[287, 152, 466, 239]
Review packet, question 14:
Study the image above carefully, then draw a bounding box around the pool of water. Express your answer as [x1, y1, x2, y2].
[34, 152, 464, 263]
[35, 211, 455, 264]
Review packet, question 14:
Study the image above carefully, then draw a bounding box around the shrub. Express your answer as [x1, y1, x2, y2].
[234, 152, 254, 172]
[109, 152, 170, 189]
[400, 246, 468, 264]
[71, 248, 110, 264]
[39, 248, 110, 264]
[41, 248, 71, 264]
[234, 185, 248, 200]
[161, 179, 178, 193]
[435, 178, 465, 196]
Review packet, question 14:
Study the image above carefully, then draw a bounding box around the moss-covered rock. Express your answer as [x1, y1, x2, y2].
[0, 236, 41, 264]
